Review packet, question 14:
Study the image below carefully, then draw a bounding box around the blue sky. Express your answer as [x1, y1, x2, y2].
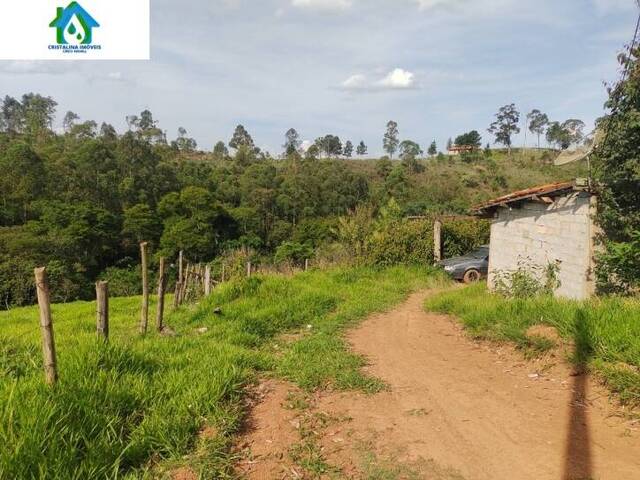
[0, 0, 636, 155]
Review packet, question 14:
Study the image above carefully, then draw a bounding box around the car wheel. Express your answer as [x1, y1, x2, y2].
[463, 269, 481, 284]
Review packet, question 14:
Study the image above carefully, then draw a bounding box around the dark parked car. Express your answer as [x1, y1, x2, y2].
[439, 245, 490, 283]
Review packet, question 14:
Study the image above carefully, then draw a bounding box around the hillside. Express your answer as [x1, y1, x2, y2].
[344, 149, 588, 213]
[0, 124, 588, 309]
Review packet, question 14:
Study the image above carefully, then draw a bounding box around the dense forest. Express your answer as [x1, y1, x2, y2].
[0, 93, 588, 308]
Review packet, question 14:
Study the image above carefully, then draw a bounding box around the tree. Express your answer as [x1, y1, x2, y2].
[488, 103, 520, 154]
[172, 127, 197, 152]
[356, 141, 368, 156]
[21, 93, 57, 141]
[213, 140, 228, 159]
[0, 142, 45, 223]
[383, 121, 399, 158]
[63, 111, 79, 133]
[305, 144, 320, 160]
[69, 120, 98, 139]
[122, 203, 161, 247]
[446, 137, 453, 151]
[138, 109, 155, 131]
[343, 140, 354, 158]
[592, 46, 640, 292]
[127, 109, 164, 144]
[545, 122, 567, 149]
[1, 96, 24, 134]
[454, 131, 482, 148]
[283, 128, 301, 156]
[545, 120, 584, 150]
[158, 187, 235, 260]
[399, 140, 422, 158]
[428, 141, 437, 156]
[229, 124, 255, 151]
[314, 135, 342, 158]
[526, 109, 549, 148]
[399, 140, 424, 173]
[562, 119, 585, 145]
[100, 122, 118, 141]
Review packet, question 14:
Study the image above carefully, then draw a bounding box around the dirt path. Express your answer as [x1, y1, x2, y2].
[237, 291, 640, 479]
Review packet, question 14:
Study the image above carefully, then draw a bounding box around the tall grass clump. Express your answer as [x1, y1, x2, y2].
[425, 283, 640, 406]
[0, 265, 441, 478]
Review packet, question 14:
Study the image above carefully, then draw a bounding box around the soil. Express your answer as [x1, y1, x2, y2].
[236, 291, 640, 479]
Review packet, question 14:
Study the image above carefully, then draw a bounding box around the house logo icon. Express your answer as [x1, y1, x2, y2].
[49, 2, 99, 46]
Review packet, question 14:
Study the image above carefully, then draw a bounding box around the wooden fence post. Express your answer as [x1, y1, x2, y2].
[179, 263, 190, 304]
[247, 261, 252, 278]
[140, 242, 149, 334]
[178, 250, 184, 285]
[173, 281, 182, 309]
[305, 259, 309, 271]
[34, 267, 57, 385]
[434, 220, 443, 264]
[156, 257, 166, 332]
[204, 265, 211, 296]
[96, 281, 109, 341]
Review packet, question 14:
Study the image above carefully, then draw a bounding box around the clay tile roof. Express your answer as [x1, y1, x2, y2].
[471, 181, 576, 214]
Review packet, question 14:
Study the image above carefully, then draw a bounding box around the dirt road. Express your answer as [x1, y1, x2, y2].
[237, 291, 640, 479]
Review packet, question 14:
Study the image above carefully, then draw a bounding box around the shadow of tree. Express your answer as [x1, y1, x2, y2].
[563, 309, 594, 480]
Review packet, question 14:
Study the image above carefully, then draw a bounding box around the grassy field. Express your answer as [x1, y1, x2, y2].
[425, 283, 640, 406]
[0, 266, 445, 479]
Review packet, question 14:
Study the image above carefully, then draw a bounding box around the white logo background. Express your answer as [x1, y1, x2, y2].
[0, 0, 150, 60]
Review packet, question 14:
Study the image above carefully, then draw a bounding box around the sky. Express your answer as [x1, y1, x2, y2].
[0, 0, 637, 155]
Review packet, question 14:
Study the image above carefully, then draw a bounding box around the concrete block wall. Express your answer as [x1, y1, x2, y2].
[487, 192, 596, 300]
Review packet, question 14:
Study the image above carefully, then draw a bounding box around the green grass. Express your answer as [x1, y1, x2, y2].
[425, 283, 640, 406]
[0, 265, 443, 479]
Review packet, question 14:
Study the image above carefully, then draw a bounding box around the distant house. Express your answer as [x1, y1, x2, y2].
[49, 2, 100, 45]
[447, 145, 478, 156]
[473, 180, 597, 300]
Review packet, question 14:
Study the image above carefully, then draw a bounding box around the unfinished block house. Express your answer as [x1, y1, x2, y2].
[473, 181, 597, 300]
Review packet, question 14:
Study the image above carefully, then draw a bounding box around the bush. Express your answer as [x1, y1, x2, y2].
[217, 248, 257, 281]
[101, 266, 144, 297]
[274, 242, 313, 266]
[366, 220, 434, 266]
[442, 218, 491, 258]
[493, 258, 561, 298]
[334, 207, 491, 268]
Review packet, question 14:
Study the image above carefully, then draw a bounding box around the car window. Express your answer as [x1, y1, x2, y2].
[471, 249, 489, 259]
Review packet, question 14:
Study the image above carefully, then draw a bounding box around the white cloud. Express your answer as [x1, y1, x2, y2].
[412, 0, 463, 10]
[340, 68, 418, 91]
[291, 0, 352, 11]
[377, 68, 416, 89]
[341, 74, 367, 89]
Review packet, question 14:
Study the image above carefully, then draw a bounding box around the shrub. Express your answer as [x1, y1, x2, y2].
[442, 218, 491, 258]
[101, 266, 144, 297]
[274, 242, 313, 266]
[217, 248, 257, 281]
[334, 205, 491, 268]
[493, 258, 561, 298]
[366, 220, 434, 266]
